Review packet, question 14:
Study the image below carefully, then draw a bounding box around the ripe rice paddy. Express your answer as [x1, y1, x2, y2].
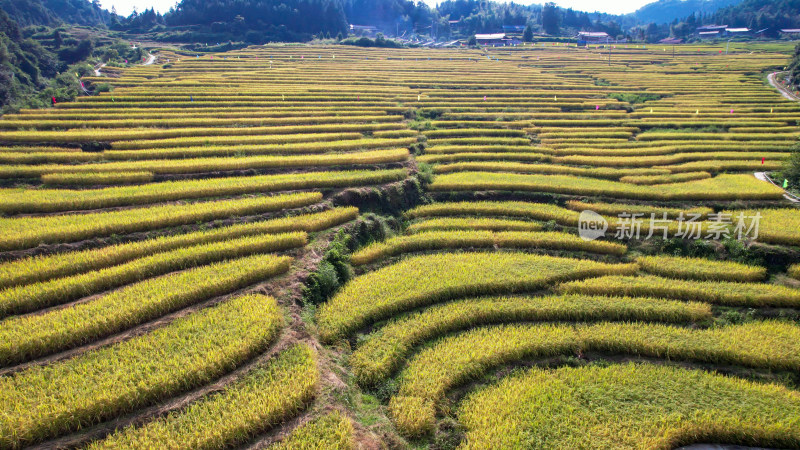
[0, 42, 798, 449]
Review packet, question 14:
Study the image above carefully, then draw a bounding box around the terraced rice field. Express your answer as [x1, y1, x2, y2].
[0, 42, 798, 448]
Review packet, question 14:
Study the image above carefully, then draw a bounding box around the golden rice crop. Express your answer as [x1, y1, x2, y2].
[620, 171, 712, 185]
[89, 344, 318, 449]
[0, 232, 305, 318]
[459, 363, 800, 449]
[431, 161, 668, 180]
[101, 137, 416, 160]
[0, 123, 397, 144]
[790, 264, 800, 280]
[406, 201, 581, 226]
[0, 192, 321, 252]
[42, 171, 154, 186]
[565, 200, 713, 220]
[558, 274, 800, 307]
[657, 160, 783, 173]
[0, 208, 355, 289]
[393, 321, 800, 436]
[422, 129, 526, 138]
[0, 293, 284, 448]
[425, 145, 542, 154]
[0, 114, 399, 129]
[430, 172, 784, 201]
[317, 252, 638, 343]
[272, 411, 353, 450]
[554, 151, 788, 168]
[636, 255, 767, 282]
[0, 149, 410, 179]
[0, 151, 100, 164]
[350, 230, 627, 265]
[0, 254, 291, 366]
[0, 170, 402, 213]
[721, 208, 800, 247]
[111, 131, 369, 150]
[407, 218, 543, 233]
[417, 152, 551, 164]
[351, 294, 711, 386]
[426, 137, 531, 146]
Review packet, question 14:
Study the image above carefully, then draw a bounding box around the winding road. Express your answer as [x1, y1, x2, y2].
[767, 71, 799, 101]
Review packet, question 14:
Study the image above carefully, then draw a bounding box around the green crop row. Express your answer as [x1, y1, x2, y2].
[0, 254, 291, 366]
[0, 293, 284, 448]
[317, 252, 638, 343]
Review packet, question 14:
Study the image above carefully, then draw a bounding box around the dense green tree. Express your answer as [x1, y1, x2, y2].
[523, 23, 533, 41]
[541, 2, 560, 35]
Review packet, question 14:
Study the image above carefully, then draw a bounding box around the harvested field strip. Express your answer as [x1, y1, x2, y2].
[0, 170, 403, 214]
[558, 274, 800, 307]
[460, 363, 800, 449]
[0, 254, 291, 366]
[392, 320, 800, 436]
[0, 208, 355, 289]
[0, 192, 321, 251]
[0, 293, 284, 448]
[351, 294, 711, 385]
[0, 232, 305, 318]
[89, 344, 318, 449]
[350, 230, 627, 265]
[317, 252, 638, 342]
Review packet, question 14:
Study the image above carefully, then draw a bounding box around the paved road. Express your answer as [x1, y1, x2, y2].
[767, 71, 799, 101]
[144, 53, 156, 65]
[755, 172, 800, 204]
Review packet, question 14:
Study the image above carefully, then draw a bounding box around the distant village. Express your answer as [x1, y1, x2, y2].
[348, 22, 800, 48]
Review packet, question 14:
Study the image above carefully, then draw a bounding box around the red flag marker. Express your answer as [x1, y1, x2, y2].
[762, 157, 765, 165]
